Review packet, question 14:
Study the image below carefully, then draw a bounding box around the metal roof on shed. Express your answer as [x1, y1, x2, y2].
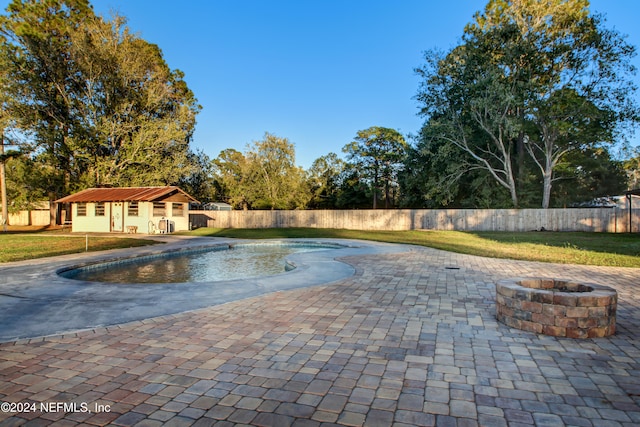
[56, 186, 198, 203]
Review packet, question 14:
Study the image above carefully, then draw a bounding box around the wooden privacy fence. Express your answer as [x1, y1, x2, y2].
[189, 208, 640, 233]
[7, 208, 50, 226]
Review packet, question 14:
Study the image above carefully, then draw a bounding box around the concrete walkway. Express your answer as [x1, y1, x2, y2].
[1, 238, 639, 426]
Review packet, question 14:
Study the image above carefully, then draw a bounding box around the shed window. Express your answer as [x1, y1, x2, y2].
[128, 202, 139, 216]
[77, 203, 87, 217]
[172, 203, 184, 217]
[153, 202, 166, 217]
[95, 202, 105, 216]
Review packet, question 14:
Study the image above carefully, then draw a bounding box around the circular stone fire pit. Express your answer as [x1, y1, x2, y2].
[496, 278, 617, 338]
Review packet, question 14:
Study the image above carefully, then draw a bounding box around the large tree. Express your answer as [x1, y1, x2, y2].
[0, 0, 95, 202]
[399, 132, 515, 208]
[552, 146, 627, 206]
[335, 165, 371, 209]
[416, 50, 522, 207]
[416, 0, 638, 208]
[343, 126, 407, 209]
[623, 148, 640, 190]
[212, 148, 251, 209]
[69, 14, 200, 187]
[177, 149, 217, 203]
[212, 133, 309, 210]
[0, 0, 201, 215]
[245, 133, 309, 209]
[306, 152, 345, 209]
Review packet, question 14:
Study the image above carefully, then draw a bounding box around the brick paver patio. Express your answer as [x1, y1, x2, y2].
[1, 244, 639, 426]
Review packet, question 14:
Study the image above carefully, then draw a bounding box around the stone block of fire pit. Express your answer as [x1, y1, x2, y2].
[495, 278, 617, 338]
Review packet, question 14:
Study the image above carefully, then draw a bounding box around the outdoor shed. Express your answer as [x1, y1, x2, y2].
[56, 186, 198, 234]
[204, 202, 233, 211]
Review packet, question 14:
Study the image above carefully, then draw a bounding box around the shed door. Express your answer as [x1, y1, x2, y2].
[111, 202, 124, 232]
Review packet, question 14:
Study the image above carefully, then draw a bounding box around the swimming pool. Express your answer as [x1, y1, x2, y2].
[60, 241, 344, 284]
[2, 238, 410, 341]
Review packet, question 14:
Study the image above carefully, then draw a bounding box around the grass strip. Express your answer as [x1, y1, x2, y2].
[186, 227, 640, 267]
[0, 234, 158, 263]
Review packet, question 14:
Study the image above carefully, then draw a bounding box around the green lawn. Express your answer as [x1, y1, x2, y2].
[187, 227, 640, 267]
[0, 233, 158, 262]
[2, 227, 639, 267]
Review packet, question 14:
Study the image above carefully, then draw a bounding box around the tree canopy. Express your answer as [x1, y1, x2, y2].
[414, 0, 637, 208]
[307, 153, 345, 209]
[0, 0, 200, 213]
[213, 133, 309, 210]
[342, 126, 408, 209]
[1, 0, 637, 216]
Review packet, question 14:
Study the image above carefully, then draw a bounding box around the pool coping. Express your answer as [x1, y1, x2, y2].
[55, 240, 350, 281]
[0, 236, 411, 342]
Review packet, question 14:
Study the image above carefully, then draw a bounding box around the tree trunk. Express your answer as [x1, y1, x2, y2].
[541, 156, 553, 209]
[508, 174, 519, 208]
[49, 195, 57, 226]
[384, 181, 391, 209]
[0, 133, 8, 229]
[372, 175, 379, 209]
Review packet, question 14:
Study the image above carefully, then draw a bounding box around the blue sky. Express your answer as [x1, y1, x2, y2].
[4, 0, 640, 168]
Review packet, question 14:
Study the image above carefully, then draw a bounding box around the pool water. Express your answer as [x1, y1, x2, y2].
[62, 243, 339, 284]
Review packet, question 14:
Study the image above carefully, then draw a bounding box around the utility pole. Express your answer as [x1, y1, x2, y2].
[0, 130, 7, 231]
